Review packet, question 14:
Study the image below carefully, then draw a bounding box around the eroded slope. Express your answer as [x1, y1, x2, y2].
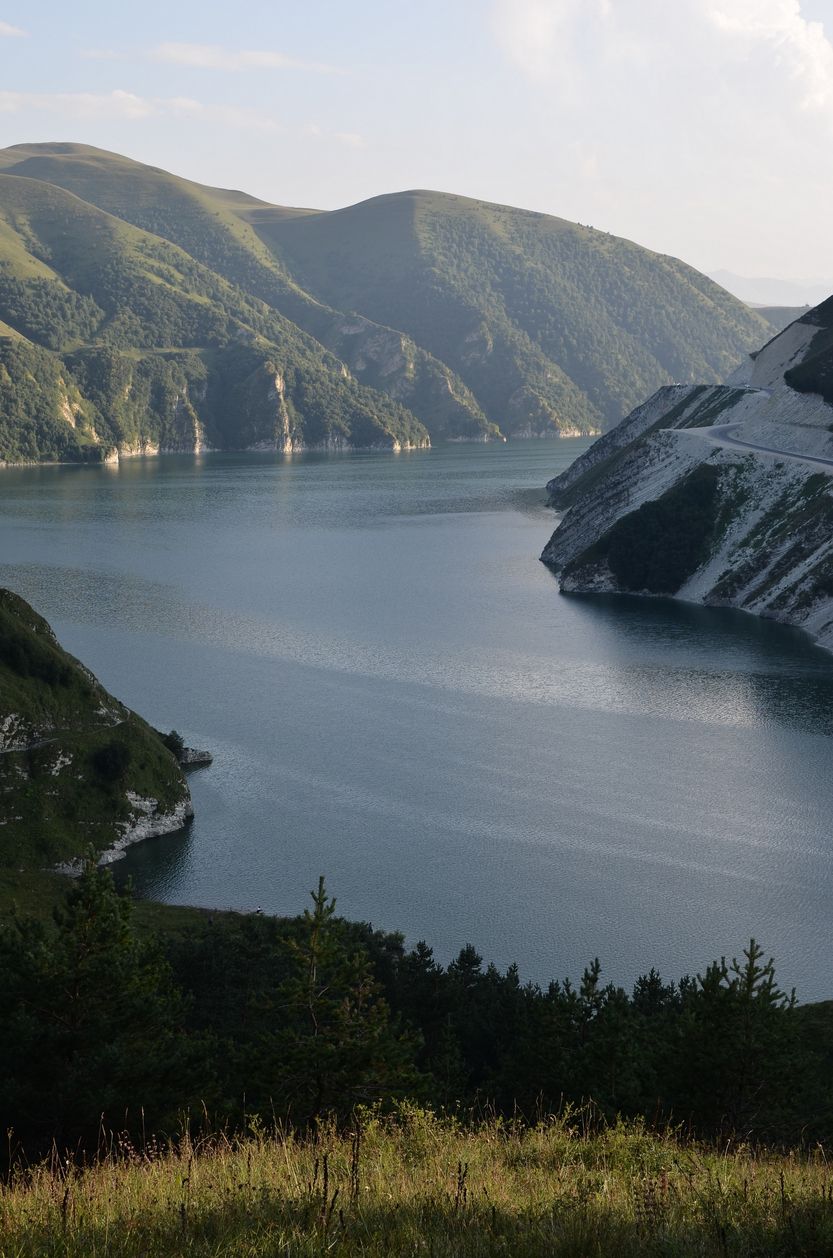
[541, 302, 833, 650]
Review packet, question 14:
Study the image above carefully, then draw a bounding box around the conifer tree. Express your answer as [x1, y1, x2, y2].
[0, 858, 191, 1154]
[251, 877, 417, 1122]
[674, 939, 798, 1134]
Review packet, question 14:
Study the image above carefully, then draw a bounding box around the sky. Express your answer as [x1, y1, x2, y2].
[0, 0, 831, 281]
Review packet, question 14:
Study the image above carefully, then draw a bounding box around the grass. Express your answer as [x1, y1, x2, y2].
[2, 1109, 833, 1256]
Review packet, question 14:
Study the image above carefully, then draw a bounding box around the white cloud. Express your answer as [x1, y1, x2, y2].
[334, 131, 367, 149]
[153, 42, 340, 74]
[0, 20, 25, 36]
[304, 122, 368, 149]
[0, 89, 279, 131]
[491, 0, 833, 123]
[490, 0, 584, 83]
[487, 0, 833, 273]
[706, 0, 833, 113]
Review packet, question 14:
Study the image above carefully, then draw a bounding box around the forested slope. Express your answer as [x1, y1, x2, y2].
[0, 169, 430, 459]
[251, 188, 769, 434]
[0, 588, 190, 864]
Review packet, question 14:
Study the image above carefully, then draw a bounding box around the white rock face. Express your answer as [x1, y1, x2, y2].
[95, 791, 195, 865]
[542, 305, 833, 651]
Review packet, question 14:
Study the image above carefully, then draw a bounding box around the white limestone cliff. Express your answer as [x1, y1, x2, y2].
[541, 302, 833, 651]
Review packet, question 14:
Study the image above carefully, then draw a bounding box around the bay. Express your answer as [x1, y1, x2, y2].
[2, 439, 833, 998]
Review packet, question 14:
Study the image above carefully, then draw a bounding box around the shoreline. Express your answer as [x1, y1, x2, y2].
[0, 430, 601, 470]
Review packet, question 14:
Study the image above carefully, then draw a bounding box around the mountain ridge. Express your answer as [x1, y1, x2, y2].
[0, 142, 769, 461]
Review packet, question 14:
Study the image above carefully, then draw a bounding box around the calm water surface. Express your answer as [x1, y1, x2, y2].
[3, 440, 833, 998]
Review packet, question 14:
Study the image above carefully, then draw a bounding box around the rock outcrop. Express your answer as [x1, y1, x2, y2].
[541, 299, 833, 651]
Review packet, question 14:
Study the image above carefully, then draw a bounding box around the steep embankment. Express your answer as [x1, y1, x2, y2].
[0, 589, 191, 867]
[0, 142, 769, 455]
[541, 299, 833, 650]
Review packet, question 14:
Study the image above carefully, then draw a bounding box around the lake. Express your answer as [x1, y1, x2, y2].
[3, 439, 833, 999]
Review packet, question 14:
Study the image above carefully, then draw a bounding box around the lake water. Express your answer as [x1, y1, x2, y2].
[3, 440, 833, 999]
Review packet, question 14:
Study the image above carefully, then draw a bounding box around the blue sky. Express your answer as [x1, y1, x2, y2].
[1, 0, 831, 280]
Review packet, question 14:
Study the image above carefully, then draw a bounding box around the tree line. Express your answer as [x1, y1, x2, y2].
[1, 864, 829, 1163]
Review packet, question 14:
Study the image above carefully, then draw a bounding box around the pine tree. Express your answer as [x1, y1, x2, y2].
[0, 858, 192, 1155]
[251, 878, 417, 1122]
[674, 939, 799, 1135]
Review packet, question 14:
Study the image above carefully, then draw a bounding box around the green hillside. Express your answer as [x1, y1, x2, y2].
[0, 144, 771, 457]
[0, 588, 190, 866]
[0, 169, 430, 459]
[248, 188, 771, 434]
[0, 144, 492, 443]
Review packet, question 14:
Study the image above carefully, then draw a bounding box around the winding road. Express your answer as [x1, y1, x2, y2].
[689, 422, 833, 476]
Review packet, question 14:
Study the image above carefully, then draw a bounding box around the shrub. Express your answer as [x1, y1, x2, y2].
[92, 740, 132, 782]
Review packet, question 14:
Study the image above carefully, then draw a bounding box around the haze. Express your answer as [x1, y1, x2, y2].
[0, 0, 831, 282]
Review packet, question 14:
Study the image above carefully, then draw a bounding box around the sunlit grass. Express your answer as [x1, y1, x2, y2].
[3, 1107, 833, 1256]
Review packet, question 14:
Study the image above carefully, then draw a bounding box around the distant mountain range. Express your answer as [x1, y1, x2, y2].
[709, 269, 833, 309]
[0, 142, 771, 462]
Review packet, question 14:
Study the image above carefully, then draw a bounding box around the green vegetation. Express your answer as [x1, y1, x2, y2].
[0, 858, 832, 1258]
[0, 336, 100, 463]
[0, 142, 770, 457]
[0, 588, 189, 865]
[564, 465, 720, 594]
[0, 169, 430, 458]
[3, 859, 833, 1163]
[5, 1112, 833, 1257]
[252, 188, 769, 434]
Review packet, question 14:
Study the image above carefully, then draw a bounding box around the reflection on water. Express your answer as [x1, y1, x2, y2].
[2, 440, 833, 997]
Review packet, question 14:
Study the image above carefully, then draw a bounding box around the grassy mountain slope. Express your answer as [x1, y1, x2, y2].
[0, 588, 190, 866]
[249, 189, 771, 435]
[755, 304, 811, 335]
[0, 144, 491, 441]
[0, 144, 770, 450]
[0, 169, 430, 458]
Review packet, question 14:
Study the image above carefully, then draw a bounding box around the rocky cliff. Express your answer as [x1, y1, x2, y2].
[0, 589, 193, 868]
[541, 299, 833, 651]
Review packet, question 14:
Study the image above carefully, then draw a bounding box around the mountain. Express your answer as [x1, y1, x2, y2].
[0, 167, 430, 461]
[710, 270, 833, 309]
[0, 589, 192, 867]
[541, 297, 833, 651]
[0, 144, 489, 447]
[249, 189, 769, 435]
[754, 305, 811, 335]
[0, 143, 771, 461]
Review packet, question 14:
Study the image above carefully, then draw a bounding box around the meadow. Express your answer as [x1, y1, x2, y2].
[3, 1109, 833, 1257]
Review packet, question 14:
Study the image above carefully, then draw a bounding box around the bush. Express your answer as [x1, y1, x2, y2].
[161, 729, 185, 759]
[92, 740, 132, 783]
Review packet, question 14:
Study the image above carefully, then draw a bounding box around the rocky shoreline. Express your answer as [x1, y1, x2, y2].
[540, 303, 833, 652]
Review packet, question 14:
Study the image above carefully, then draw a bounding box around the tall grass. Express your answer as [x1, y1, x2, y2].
[2, 1107, 833, 1256]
